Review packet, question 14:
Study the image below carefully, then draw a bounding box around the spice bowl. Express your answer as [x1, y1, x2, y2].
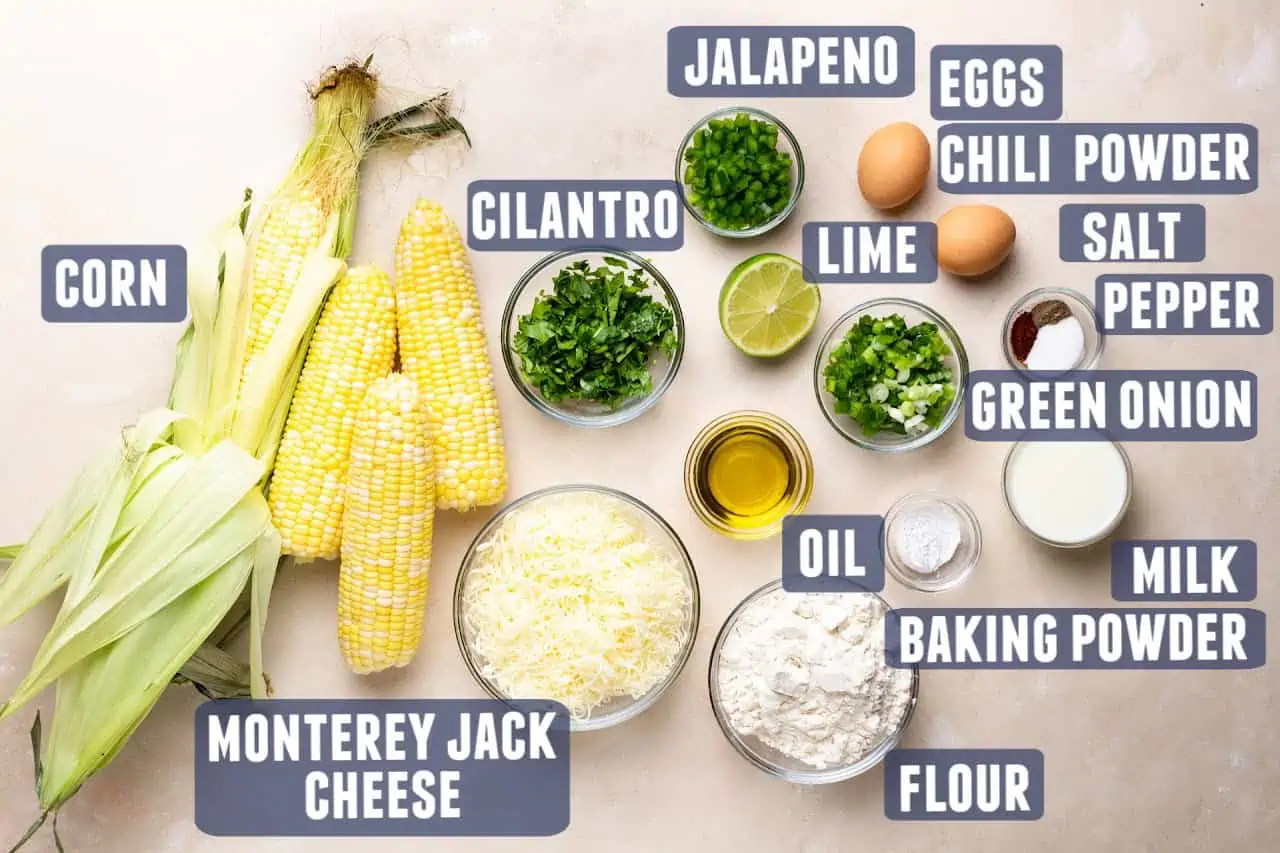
[1002, 287, 1104, 374]
[454, 485, 701, 732]
[500, 247, 685, 428]
[707, 580, 920, 784]
[883, 491, 982, 592]
[813, 298, 969, 453]
[675, 106, 805, 239]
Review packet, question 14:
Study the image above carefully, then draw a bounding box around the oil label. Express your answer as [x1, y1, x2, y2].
[1096, 274, 1273, 334]
[885, 608, 1266, 669]
[781, 514, 884, 593]
[885, 749, 1045, 821]
[964, 370, 1257, 441]
[466, 180, 683, 251]
[937, 122, 1257, 194]
[930, 45, 1063, 120]
[1111, 540, 1257, 602]
[195, 699, 570, 837]
[42, 245, 187, 323]
[1059, 204, 1206, 263]
[667, 26, 915, 97]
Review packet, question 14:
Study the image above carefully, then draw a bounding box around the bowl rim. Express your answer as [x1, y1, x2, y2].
[882, 490, 983, 593]
[706, 578, 920, 784]
[812, 297, 970, 453]
[500, 246, 686, 429]
[1000, 434, 1134, 548]
[452, 483, 702, 732]
[999, 286, 1105, 373]
[674, 105, 806, 239]
[682, 409, 815, 541]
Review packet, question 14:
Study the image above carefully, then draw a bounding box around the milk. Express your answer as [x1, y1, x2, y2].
[1005, 440, 1130, 545]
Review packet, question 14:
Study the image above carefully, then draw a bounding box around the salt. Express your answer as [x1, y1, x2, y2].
[891, 505, 963, 574]
[1025, 315, 1085, 371]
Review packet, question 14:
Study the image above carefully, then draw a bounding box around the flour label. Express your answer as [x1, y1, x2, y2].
[885, 749, 1045, 820]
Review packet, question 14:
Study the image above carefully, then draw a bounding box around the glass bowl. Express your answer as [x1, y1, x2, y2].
[500, 247, 685, 428]
[1001, 287, 1104, 374]
[883, 491, 982, 592]
[1001, 436, 1134, 548]
[707, 580, 920, 784]
[683, 410, 815, 541]
[813, 298, 969, 452]
[453, 484, 701, 732]
[675, 106, 805, 238]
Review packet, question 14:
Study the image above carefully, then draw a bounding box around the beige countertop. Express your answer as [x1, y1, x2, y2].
[1, 0, 1277, 850]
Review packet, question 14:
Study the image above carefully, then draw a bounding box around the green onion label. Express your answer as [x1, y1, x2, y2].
[467, 180, 682, 251]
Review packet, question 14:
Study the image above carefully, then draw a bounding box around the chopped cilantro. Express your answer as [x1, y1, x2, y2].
[514, 257, 678, 409]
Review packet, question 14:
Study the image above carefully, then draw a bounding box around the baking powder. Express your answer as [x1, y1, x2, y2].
[715, 590, 914, 770]
[891, 504, 963, 573]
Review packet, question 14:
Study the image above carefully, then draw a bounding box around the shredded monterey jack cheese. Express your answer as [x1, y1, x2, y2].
[460, 491, 693, 720]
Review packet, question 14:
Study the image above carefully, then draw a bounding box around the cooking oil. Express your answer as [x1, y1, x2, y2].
[684, 411, 814, 540]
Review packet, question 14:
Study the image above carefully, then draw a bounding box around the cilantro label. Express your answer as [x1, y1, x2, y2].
[467, 180, 683, 251]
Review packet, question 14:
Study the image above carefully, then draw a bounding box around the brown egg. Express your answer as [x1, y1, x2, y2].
[936, 204, 1016, 277]
[857, 122, 931, 210]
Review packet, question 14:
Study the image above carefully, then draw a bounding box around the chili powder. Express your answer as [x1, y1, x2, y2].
[1010, 311, 1038, 363]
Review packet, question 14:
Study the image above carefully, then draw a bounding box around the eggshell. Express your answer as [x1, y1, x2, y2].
[857, 122, 931, 210]
[936, 204, 1017, 277]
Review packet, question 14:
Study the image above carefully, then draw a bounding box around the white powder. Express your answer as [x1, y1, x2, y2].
[891, 504, 963, 573]
[715, 590, 914, 770]
[1025, 315, 1085, 371]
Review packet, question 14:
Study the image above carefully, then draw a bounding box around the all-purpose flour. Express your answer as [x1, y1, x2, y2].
[716, 590, 914, 770]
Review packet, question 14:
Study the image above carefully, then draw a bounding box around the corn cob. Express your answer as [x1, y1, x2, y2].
[338, 374, 434, 673]
[269, 264, 397, 560]
[236, 64, 379, 404]
[395, 199, 507, 511]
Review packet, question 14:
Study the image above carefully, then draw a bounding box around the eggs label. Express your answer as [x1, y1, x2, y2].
[886, 750, 1044, 821]
[937, 122, 1258, 193]
[1096, 275, 1273, 334]
[467, 180, 683, 251]
[886, 608, 1265, 668]
[1059, 204, 1205, 263]
[667, 26, 915, 96]
[1111, 540, 1257, 603]
[931, 45, 1062, 120]
[801, 222, 938, 283]
[964, 370, 1257, 441]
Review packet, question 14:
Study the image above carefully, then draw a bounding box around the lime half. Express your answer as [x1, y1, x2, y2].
[719, 253, 820, 357]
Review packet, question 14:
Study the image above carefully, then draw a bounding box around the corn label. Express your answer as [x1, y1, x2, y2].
[41, 245, 187, 323]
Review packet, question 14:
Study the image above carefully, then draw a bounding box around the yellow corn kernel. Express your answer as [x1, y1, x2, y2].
[239, 187, 328, 395]
[268, 264, 397, 560]
[394, 199, 507, 511]
[337, 374, 434, 674]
